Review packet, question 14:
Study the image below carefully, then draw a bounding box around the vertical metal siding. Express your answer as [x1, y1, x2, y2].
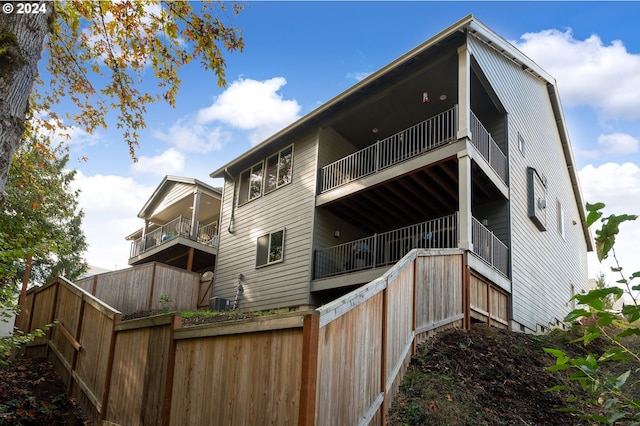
[468, 36, 589, 331]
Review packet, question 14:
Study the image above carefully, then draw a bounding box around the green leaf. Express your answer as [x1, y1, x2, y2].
[599, 347, 630, 362]
[548, 364, 571, 372]
[571, 328, 602, 345]
[610, 370, 630, 390]
[586, 202, 605, 227]
[545, 385, 568, 392]
[617, 328, 640, 339]
[564, 308, 591, 322]
[543, 347, 566, 358]
[622, 305, 640, 323]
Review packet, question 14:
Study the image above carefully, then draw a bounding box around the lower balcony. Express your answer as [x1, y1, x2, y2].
[313, 213, 508, 280]
[128, 216, 219, 272]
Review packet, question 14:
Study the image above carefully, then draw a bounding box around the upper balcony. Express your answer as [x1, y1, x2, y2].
[319, 106, 506, 196]
[129, 217, 219, 258]
[125, 176, 222, 273]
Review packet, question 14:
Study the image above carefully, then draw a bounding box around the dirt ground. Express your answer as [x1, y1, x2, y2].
[0, 353, 90, 425]
[387, 322, 622, 426]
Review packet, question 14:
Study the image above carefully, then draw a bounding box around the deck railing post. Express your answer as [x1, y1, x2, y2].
[372, 233, 378, 268]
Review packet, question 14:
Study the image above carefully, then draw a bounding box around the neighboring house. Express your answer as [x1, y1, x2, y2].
[126, 176, 221, 273]
[208, 15, 593, 333]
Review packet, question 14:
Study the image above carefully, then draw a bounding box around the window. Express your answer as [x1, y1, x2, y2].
[238, 162, 264, 205]
[527, 167, 547, 231]
[517, 132, 526, 155]
[557, 199, 566, 240]
[238, 144, 293, 205]
[265, 146, 293, 193]
[256, 229, 285, 267]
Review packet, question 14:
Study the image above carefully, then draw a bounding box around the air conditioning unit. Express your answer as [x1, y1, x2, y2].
[209, 297, 230, 311]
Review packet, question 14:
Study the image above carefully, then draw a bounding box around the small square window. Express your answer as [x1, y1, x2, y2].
[256, 229, 285, 267]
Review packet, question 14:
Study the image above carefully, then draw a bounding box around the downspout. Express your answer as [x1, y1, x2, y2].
[224, 168, 236, 234]
[233, 273, 244, 310]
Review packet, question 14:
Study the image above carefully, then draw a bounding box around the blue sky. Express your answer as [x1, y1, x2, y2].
[54, 2, 640, 287]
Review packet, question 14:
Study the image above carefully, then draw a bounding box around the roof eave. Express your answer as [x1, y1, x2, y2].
[210, 14, 477, 179]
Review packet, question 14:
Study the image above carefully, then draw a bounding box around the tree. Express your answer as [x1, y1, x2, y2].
[0, 0, 244, 206]
[545, 202, 640, 424]
[0, 137, 86, 362]
[0, 136, 88, 290]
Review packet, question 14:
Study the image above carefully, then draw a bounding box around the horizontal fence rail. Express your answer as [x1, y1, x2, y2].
[320, 106, 458, 193]
[129, 217, 219, 258]
[314, 213, 458, 279]
[471, 217, 509, 276]
[470, 111, 507, 183]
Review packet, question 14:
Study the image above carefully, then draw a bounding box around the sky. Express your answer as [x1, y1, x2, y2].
[46, 2, 640, 292]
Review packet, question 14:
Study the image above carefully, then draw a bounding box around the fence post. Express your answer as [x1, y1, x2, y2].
[100, 313, 122, 422]
[380, 278, 389, 425]
[298, 313, 320, 426]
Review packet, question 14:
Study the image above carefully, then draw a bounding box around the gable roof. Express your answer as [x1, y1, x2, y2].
[137, 175, 221, 219]
[209, 14, 592, 251]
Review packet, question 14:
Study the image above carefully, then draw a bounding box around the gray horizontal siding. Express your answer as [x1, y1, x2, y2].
[151, 183, 193, 216]
[313, 127, 370, 253]
[469, 35, 589, 331]
[214, 132, 319, 311]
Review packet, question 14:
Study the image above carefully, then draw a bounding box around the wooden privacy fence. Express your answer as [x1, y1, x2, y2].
[23, 249, 503, 425]
[74, 262, 211, 313]
[22, 276, 122, 421]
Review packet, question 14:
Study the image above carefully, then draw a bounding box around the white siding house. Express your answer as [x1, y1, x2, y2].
[209, 15, 592, 332]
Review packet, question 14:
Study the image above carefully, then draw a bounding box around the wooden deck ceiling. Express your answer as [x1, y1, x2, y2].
[319, 157, 503, 234]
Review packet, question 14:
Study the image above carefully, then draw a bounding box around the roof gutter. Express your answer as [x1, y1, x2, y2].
[547, 84, 594, 251]
[223, 168, 236, 234]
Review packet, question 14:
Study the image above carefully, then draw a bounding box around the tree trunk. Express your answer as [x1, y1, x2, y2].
[15, 254, 32, 331]
[0, 2, 53, 207]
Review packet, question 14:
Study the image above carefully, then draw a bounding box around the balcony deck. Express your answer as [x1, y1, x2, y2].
[129, 217, 219, 263]
[313, 213, 508, 282]
[319, 106, 506, 195]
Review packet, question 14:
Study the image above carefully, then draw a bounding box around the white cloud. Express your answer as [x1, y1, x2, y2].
[72, 171, 154, 270]
[197, 77, 301, 145]
[579, 162, 640, 287]
[597, 133, 639, 156]
[514, 29, 640, 120]
[31, 111, 101, 151]
[154, 116, 231, 153]
[347, 72, 371, 82]
[130, 148, 185, 176]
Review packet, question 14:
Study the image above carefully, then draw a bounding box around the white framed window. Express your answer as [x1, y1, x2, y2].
[256, 229, 285, 267]
[238, 162, 264, 205]
[557, 199, 566, 240]
[237, 144, 294, 205]
[265, 145, 293, 193]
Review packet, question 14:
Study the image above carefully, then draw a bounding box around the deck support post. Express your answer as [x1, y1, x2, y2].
[457, 151, 473, 251]
[457, 44, 471, 141]
[190, 190, 202, 240]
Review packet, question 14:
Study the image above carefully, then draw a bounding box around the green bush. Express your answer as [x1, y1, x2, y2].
[545, 202, 640, 424]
